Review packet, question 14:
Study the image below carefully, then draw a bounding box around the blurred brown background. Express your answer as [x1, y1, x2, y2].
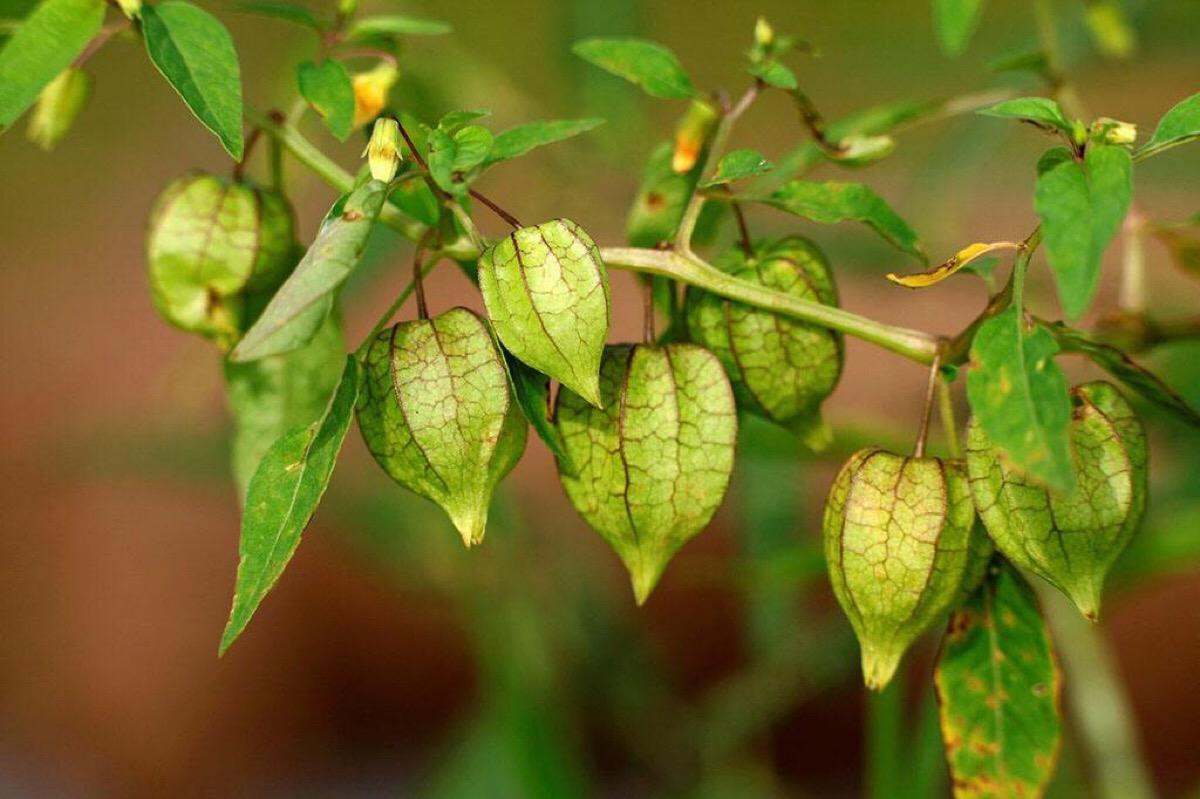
[1, 0, 1198, 796]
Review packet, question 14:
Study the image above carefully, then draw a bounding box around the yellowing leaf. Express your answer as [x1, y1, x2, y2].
[887, 241, 1022, 288]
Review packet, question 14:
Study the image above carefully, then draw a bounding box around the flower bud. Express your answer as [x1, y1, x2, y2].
[966, 381, 1147, 619]
[27, 68, 91, 151]
[115, 0, 141, 19]
[672, 99, 718, 174]
[555, 343, 738, 603]
[356, 308, 527, 546]
[146, 173, 296, 348]
[824, 449, 979, 689]
[352, 62, 398, 129]
[1092, 116, 1137, 145]
[685, 237, 842, 449]
[363, 117, 401, 182]
[754, 16, 775, 48]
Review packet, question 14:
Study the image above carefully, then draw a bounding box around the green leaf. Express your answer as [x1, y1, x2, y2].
[484, 118, 604, 166]
[479, 219, 612, 406]
[437, 108, 490, 133]
[0, 0, 104, 129]
[1048, 324, 1200, 427]
[495, 341, 573, 472]
[743, 180, 926, 262]
[143, 2, 244, 160]
[219, 356, 359, 655]
[967, 382, 1147, 618]
[747, 59, 797, 90]
[935, 561, 1061, 796]
[1035, 144, 1132, 319]
[978, 96, 1072, 134]
[699, 148, 774, 188]
[451, 124, 493, 172]
[297, 58, 353, 141]
[555, 344, 737, 603]
[933, 0, 986, 57]
[233, 1, 323, 31]
[966, 307, 1074, 491]
[345, 14, 451, 39]
[1137, 92, 1200, 160]
[232, 181, 387, 361]
[823, 450, 979, 689]
[356, 309, 527, 546]
[572, 37, 696, 100]
[224, 313, 345, 501]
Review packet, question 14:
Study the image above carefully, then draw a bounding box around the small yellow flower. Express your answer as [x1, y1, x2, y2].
[672, 99, 718, 174]
[27, 68, 92, 151]
[352, 63, 398, 129]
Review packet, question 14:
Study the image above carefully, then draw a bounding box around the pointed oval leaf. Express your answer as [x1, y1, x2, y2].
[1049, 323, 1200, 427]
[935, 561, 1062, 797]
[934, 0, 987, 57]
[572, 37, 696, 100]
[484, 118, 605, 166]
[297, 58, 354, 141]
[143, 2, 244, 160]
[967, 381, 1147, 618]
[1035, 144, 1132, 319]
[977, 96, 1072, 134]
[823, 449, 979, 689]
[479, 219, 612, 406]
[356, 308, 527, 546]
[234, 1, 324, 31]
[0, 0, 104, 129]
[700, 148, 774, 188]
[232, 180, 387, 361]
[345, 15, 451, 39]
[219, 355, 359, 655]
[1137, 92, 1200, 160]
[555, 344, 737, 603]
[743, 180, 926, 262]
[966, 307, 1073, 491]
[224, 313, 345, 501]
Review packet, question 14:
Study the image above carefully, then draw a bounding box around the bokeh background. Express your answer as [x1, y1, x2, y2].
[1, 0, 1198, 796]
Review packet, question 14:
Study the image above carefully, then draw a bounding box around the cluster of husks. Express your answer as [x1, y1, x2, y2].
[824, 380, 1147, 689]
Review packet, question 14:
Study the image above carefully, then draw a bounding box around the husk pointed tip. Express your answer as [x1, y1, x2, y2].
[861, 643, 903, 691]
[629, 562, 665, 606]
[1067, 579, 1104, 622]
[450, 508, 488, 549]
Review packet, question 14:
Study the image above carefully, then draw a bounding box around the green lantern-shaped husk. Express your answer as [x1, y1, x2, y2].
[356, 307, 527, 547]
[478, 218, 612, 407]
[966, 380, 1147, 620]
[685, 237, 843, 450]
[146, 172, 296, 349]
[823, 449, 980, 690]
[555, 343, 738, 603]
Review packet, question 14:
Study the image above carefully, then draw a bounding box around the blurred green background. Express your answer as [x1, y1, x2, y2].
[0, 0, 1198, 796]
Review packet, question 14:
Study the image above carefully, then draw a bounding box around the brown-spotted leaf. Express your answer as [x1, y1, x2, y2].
[935, 560, 1062, 798]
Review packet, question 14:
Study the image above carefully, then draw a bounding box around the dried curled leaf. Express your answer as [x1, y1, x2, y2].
[823, 449, 980, 689]
[685, 237, 843, 449]
[554, 344, 737, 603]
[935, 561, 1062, 799]
[479, 219, 611, 406]
[146, 172, 295, 349]
[356, 308, 527, 546]
[886, 241, 1021, 289]
[966, 381, 1147, 619]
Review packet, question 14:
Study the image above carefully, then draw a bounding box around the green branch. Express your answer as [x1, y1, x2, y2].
[254, 112, 943, 365]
